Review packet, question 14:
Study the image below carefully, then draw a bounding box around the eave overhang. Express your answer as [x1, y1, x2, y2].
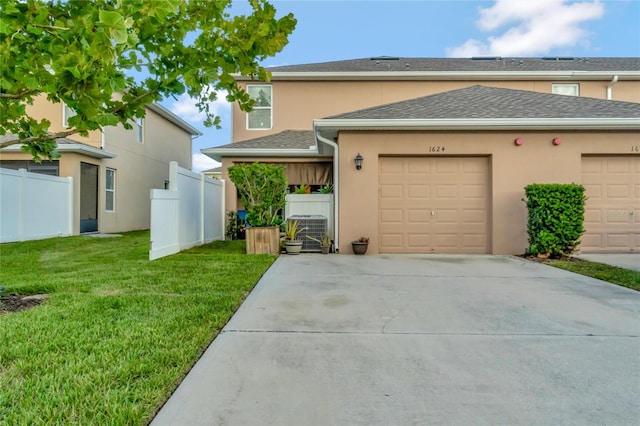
[201, 147, 320, 162]
[1, 143, 117, 159]
[313, 118, 640, 140]
[236, 71, 640, 82]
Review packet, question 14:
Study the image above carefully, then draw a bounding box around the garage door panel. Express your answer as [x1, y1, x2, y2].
[407, 209, 429, 223]
[379, 156, 489, 254]
[408, 184, 430, 198]
[606, 185, 629, 198]
[434, 209, 459, 223]
[380, 184, 403, 198]
[581, 156, 639, 253]
[408, 234, 431, 247]
[436, 184, 458, 198]
[380, 209, 403, 224]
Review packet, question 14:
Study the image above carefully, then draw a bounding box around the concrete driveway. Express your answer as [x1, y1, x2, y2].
[152, 255, 640, 426]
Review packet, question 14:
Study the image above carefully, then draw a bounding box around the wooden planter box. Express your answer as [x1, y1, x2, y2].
[245, 226, 280, 254]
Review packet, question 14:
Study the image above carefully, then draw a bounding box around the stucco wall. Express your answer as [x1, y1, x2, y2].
[99, 107, 193, 233]
[232, 79, 638, 142]
[336, 130, 639, 255]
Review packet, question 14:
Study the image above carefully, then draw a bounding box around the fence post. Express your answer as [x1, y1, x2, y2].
[200, 172, 205, 245]
[67, 176, 73, 236]
[18, 168, 26, 241]
[221, 179, 226, 241]
[169, 161, 178, 191]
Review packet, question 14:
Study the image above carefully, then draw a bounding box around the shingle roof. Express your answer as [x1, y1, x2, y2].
[213, 130, 316, 150]
[267, 57, 640, 73]
[326, 86, 640, 120]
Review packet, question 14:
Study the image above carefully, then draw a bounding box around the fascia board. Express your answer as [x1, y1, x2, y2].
[201, 147, 319, 162]
[235, 71, 640, 82]
[313, 118, 640, 131]
[1, 143, 117, 159]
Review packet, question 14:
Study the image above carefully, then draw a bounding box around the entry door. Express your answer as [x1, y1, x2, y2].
[80, 162, 98, 233]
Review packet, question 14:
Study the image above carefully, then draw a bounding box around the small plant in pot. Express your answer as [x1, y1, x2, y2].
[284, 220, 304, 255]
[307, 232, 332, 254]
[352, 237, 369, 255]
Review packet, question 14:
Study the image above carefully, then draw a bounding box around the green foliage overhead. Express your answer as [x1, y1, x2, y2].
[0, 0, 296, 160]
[524, 183, 586, 257]
[228, 162, 287, 227]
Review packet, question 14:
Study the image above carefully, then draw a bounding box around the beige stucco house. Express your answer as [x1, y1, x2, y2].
[0, 95, 201, 234]
[202, 57, 640, 255]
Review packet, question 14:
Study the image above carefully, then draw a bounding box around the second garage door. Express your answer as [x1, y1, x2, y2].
[581, 156, 640, 252]
[379, 156, 489, 254]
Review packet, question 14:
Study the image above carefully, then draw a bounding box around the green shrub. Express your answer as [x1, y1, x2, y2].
[228, 163, 287, 227]
[524, 183, 586, 257]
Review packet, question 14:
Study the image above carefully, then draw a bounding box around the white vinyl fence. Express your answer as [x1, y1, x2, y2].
[1, 167, 73, 243]
[149, 162, 225, 260]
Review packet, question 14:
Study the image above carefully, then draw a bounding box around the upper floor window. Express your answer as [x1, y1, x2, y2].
[552, 84, 579, 96]
[247, 85, 272, 130]
[63, 103, 76, 127]
[136, 117, 144, 143]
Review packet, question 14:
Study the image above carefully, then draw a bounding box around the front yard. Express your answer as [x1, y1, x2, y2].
[0, 231, 276, 425]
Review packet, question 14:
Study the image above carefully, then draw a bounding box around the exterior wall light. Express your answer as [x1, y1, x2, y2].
[355, 153, 363, 170]
[514, 138, 523, 146]
[553, 137, 561, 146]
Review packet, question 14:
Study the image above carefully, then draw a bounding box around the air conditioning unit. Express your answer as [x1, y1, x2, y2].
[287, 215, 327, 252]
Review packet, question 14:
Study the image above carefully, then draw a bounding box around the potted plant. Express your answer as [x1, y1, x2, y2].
[228, 163, 287, 254]
[284, 220, 304, 255]
[307, 232, 332, 254]
[351, 237, 369, 255]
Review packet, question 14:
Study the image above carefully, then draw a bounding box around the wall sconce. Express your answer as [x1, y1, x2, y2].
[514, 138, 523, 146]
[354, 153, 363, 170]
[552, 137, 561, 146]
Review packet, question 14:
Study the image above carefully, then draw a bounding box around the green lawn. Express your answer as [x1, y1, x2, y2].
[0, 231, 277, 425]
[547, 259, 640, 291]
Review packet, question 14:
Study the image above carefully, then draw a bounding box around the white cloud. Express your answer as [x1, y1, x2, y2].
[446, 0, 604, 57]
[192, 153, 221, 173]
[169, 87, 231, 124]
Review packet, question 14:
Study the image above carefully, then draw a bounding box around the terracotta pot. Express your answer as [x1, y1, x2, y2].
[320, 245, 330, 254]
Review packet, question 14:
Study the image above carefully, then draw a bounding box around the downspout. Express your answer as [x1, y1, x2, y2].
[314, 129, 340, 252]
[607, 75, 618, 100]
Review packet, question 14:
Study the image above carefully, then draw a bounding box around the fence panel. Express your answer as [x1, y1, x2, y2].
[149, 190, 180, 260]
[149, 162, 225, 260]
[0, 168, 72, 243]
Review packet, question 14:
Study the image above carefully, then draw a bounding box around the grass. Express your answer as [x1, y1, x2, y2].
[547, 259, 640, 291]
[0, 231, 277, 425]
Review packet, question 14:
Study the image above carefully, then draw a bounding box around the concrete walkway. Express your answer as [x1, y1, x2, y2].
[152, 254, 640, 426]
[576, 253, 640, 272]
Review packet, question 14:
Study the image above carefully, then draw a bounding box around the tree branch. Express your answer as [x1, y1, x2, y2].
[0, 89, 39, 99]
[0, 129, 79, 149]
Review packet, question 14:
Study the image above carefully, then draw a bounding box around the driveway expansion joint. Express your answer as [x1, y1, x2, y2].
[223, 329, 639, 338]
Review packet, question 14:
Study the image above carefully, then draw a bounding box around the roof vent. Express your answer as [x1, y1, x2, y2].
[542, 57, 575, 61]
[370, 56, 400, 61]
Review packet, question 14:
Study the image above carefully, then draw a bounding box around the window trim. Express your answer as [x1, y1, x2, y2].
[62, 102, 76, 128]
[105, 168, 116, 212]
[552, 83, 579, 96]
[246, 84, 273, 130]
[136, 117, 144, 143]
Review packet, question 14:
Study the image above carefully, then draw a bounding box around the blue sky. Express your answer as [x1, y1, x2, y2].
[165, 0, 640, 172]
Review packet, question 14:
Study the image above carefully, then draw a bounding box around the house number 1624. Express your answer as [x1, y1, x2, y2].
[429, 146, 445, 152]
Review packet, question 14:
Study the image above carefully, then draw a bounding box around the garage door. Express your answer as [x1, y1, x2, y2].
[581, 156, 640, 252]
[379, 157, 489, 253]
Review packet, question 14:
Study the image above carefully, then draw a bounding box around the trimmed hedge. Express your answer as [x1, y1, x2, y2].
[524, 183, 586, 257]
